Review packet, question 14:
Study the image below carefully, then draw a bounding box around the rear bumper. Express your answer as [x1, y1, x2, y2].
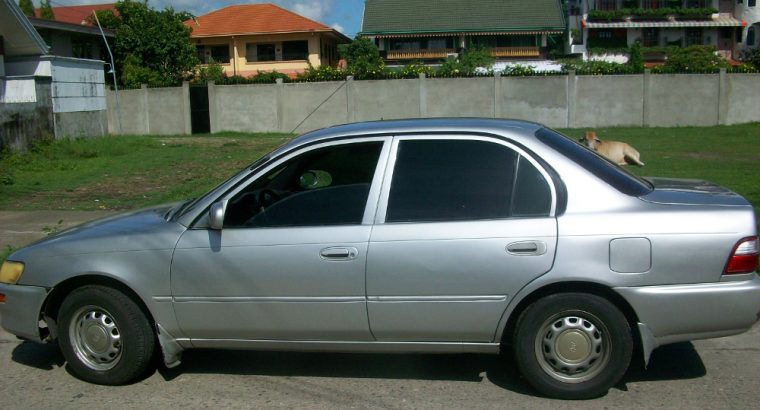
[0, 283, 48, 341]
[616, 275, 760, 347]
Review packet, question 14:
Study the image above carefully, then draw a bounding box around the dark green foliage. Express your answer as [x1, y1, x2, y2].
[437, 46, 495, 76]
[628, 42, 644, 72]
[653, 45, 729, 73]
[746, 48, 760, 71]
[338, 37, 386, 78]
[196, 59, 225, 84]
[560, 59, 640, 75]
[39, 0, 54, 20]
[18, 0, 34, 17]
[86, 9, 122, 30]
[296, 64, 349, 82]
[113, 0, 198, 87]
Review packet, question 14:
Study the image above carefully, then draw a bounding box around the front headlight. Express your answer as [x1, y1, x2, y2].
[0, 261, 25, 284]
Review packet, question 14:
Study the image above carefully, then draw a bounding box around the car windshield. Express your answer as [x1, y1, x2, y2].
[535, 128, 653, 196]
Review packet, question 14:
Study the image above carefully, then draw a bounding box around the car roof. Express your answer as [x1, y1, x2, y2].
[280, 118, 545, 152]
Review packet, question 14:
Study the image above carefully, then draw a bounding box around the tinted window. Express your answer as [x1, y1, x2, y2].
[283, 41, 309, 60]
[225, 142, 382, 228]
[535, 128, 652, 196]
[512, 156, 552, 217]
[387, 140, 518, 223]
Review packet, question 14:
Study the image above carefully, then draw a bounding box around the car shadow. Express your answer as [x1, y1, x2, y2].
[11, 341, 65, 370]
[11, 340, 706, 397]
[156, 342, 706, 397]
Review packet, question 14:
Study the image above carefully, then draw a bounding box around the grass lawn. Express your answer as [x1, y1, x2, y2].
[1, 124, 758, 229]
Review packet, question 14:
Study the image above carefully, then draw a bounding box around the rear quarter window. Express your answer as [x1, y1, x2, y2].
[535, 128, 652, 196]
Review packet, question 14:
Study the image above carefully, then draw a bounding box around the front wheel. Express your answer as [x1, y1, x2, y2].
[513, 293, 633, 399]
[58, 285, 155, 385]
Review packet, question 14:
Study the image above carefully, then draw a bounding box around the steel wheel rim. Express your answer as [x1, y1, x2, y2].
[68, 305, 123, 371]
[534, 311, 611, 384]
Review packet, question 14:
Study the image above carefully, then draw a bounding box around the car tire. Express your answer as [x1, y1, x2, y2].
[58, 285, 155, 385]
[513, 293, 633, 399]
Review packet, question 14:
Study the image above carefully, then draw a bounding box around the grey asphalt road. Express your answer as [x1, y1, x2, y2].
[1, 211, 759, 408]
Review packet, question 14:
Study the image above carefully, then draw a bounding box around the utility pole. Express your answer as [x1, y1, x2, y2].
[93, 11, 122, 134]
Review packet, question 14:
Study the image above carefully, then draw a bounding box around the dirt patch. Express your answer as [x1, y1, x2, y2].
[683, 152, 722, 160]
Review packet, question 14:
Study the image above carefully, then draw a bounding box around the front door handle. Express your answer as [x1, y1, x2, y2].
[320, 247, 358, 260]
[506, 241, 547, 256]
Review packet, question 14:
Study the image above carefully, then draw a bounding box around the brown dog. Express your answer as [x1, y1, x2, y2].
[580, 131, 645, 166]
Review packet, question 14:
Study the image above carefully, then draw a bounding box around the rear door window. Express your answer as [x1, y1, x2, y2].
[386, 139, 552, 223]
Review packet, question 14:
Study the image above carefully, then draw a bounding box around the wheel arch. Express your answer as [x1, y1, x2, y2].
[498, 281, 642, 360]
[42, 274, 156, 340]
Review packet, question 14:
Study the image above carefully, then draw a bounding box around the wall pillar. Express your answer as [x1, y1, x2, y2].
[207, 81, 217, 133]
[181, 81, 191, 135]
[141, 84, 150, 134]
[419, 73, 428, 117]
[642, 69, 651, 127]
[275, 78, 284, 132]
[346, 75, 356, 123]
[566, 70, 576, 128]
[493, 71, 502, 118]
[718, 68, 728, 125]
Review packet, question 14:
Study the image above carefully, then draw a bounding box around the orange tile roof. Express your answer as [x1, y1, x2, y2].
[35, 3, 117, 26]
[185, 3, 333, 37]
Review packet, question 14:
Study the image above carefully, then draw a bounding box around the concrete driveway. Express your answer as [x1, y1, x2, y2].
[1, 210, 759, 408]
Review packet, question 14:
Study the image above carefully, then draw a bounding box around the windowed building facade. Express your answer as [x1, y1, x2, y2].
[187, 4, 348, 77]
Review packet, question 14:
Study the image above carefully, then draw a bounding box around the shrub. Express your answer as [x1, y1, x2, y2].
[654, 45, 729, 73]
[628, 42, 644, 72]
[196, 59, 226, 84]
[338, 37, 385, 78]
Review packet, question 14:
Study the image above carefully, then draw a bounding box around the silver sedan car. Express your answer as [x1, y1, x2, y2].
[1, 119, 758, 399]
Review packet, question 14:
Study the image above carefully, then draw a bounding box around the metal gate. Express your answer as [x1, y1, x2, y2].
[189, 85, 210, 134]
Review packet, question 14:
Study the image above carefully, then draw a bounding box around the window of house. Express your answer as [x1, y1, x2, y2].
[747, 26, 756, 46]
[209, 45, 230, 63]
[224, 142, 383, 228]
[642, 28, 660, 47]
[389, 39, 423, 50]
[195, 45, 205, 62]
[72, 39, 93, 59]
[386, 139, 551, 223]
[750, 0, 756, 7]
[686, 28, 703, 46]
[255, 43, 276, 62]
[282, 41, 309, 61]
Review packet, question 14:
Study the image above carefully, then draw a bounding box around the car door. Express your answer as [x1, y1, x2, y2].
[171, 138, 390, 342]
[367, 136, 558, 342]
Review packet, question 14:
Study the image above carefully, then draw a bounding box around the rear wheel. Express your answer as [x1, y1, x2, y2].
[513, 293, 632, 399]
[58, 285, 155, 385]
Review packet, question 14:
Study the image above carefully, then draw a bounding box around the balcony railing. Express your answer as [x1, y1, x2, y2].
[490, 47, 541, 57]
[386, 49, 457, 60]
[386, 47, 540, 60]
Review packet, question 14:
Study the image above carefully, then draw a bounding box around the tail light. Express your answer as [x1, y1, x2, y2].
[724, 236, 759, 275]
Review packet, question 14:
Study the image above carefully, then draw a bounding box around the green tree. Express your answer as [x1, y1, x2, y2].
[86, 9, 123, 30]
[747, 48, 760, 71]
[437, 46, 495, 76]
[39, 0, 55, 20]
[338, 37, 385, 78]
[18, 0, 34, 17]
[628, 42, 644, 72]
[113, 0, 198, 86]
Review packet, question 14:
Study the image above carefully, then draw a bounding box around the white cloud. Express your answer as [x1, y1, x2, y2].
[291, 1, 330, 21]
[331, 23, 344, 33]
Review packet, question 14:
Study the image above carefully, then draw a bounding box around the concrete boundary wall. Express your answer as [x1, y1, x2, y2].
[106, 70, 760, 135]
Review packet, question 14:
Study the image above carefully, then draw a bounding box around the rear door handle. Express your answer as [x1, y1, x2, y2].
[506, 241, 547, 256]
[320, 247, 358, 260]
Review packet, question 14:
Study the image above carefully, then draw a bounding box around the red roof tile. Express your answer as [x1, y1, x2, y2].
[185, 3, 333, 37]
[35, 3, 117, 26]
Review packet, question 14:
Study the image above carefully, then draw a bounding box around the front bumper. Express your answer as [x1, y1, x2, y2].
[616, 274, 760, 347]
[0, 283, 49, 341]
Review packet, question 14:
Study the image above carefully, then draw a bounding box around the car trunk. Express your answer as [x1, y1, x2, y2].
[639, 177, 752, 207]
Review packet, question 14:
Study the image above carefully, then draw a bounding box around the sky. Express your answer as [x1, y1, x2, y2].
[39, 0, 365, 37]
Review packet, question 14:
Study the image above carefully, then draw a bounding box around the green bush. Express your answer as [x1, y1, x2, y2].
[628, 42, 644, 72]
[196, 59, 226, 84]
[653, 45, 729, 73]
[338, 37, 386, 79]
[296, 64, 350, 82]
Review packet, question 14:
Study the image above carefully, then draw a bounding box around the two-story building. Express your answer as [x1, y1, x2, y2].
[570, 1, 753, 60]
[360, 0, 566, 64]
[185, 3, 349, 77]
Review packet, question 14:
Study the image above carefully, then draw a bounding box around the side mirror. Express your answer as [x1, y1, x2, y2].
[209, 200, 228, 230]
